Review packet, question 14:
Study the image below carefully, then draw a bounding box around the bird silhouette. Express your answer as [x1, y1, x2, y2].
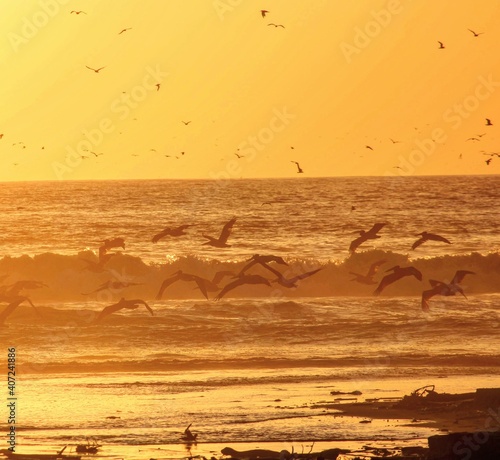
[438, 41, 445, 49]
[215, 275, 271, 301]
[86, 66, 106, 73]
[485, 118, 493, 126]
[71, 10, 86, 15]
[373, 265, 423, 295]
[0, 295, 40, 325]
[156, 270, 210, 300]
[291, 161, 304, 173]
[237, 254, 288, 277]
[94, 298, 153, 323]
[155, 83, 161, 91]
[421, 270, 475, 311]
[349, 260, 386, 285]
[261, 10, 269, 18]
[468, 29, 484, 37]
[152, 225, 191, 243]
[118, 28, 132, 34]
[268, 23, 285, 28]
[82, 280, 142, 296]
[349, 223, 386, 253]
[259, 263, 322, 288]
[411, 231, 452, 250]
[182, 121, 191, 125]
[202, 217, 236, 248]
[365, 145, 374, 150]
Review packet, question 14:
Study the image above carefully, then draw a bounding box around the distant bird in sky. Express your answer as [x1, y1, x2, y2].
[71, 10, 86, 15]
[349, 260, 386, 285]
[237, 254, 288, 277]
[268, 23, 285, 28]
[86, 65, 106, 73]
[182, 121, 191, 125]
[421, 270, 475, 311]
[215, 275, 271, 301]
[260, 263, 322, 289]
[373, 265, 423, 295]
[291, 161, 304, 173]
[156, 270, 210, 300]
[261, 10, 269, 18]
[234, 153, 244, 159]
[155, 83, 161, 91]
[349, 223, 386, 253]
[152, 225, 191, 243]
[485, 118, 493, 126]
[438, 41, 445, 49]
[202, 217, 236, 248]
[411, 231, 452, 250]
[468, 29, 484, 37]
[486, 158, 492, 165]
[365, 145, 374, 150]
[389, 138, 401, 144]
[467, 137, 480, 142]
[118, 28, 132, 34]
[94, 298, 153, 323]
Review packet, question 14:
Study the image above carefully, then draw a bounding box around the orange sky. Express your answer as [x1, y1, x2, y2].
[1, 0, 500, 181]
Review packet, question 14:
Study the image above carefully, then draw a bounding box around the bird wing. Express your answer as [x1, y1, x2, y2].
[368, 223, 386, 235]
[411, 237, 425, 250]
[192, 277, 210, 300]
[237, 259, 256, 277]
[218, 217, 237, 243]
[136, 300, 154, 316]
[427, 233, 452, 244]
[408, 267, 423, 281]
[421, 286, 442, 311]
[451, 270, 475, 285]
[373, 272, 400, 295]
[152, 229, 168, 243]
[290, 268, 322, 283]
[211, 270, 235, 286]
[349, 235, 366, 252]
[156, 276, 179, 300]
[259, 262, 283, 279]
[214, 278, 244, 301]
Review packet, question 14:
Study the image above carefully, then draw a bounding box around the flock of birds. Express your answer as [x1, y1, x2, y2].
[0, 217, 476, 325]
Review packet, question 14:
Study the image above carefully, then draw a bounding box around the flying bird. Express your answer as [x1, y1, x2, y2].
[261, 10, 269, 18]
[237, 254, 288, 277]
[373, 265, 423, 295]
[411, 231, 451, 250]
[152, 225, 191, 243]
[182, 121, 191, 125]
[349, 223, 386, 253]
[438, 41, 445, 49]
[82, 280, 142, 296]
[291, 161, 304, 173]
[485, 118, 493, 126]
[468, 29, 484, 37]
[71, 10, 86, 15]
[86, 66, 106, 73]
[349, 260, 387, 285]
[2, 280, 47, 297]
[421, 270, 475, 311]
[389, 138, 401, 144]
[0, 295, 40, 325]
[202, 217, 236, 248]
[155, 83, 161, 91]
[156, 270, 210, 300]
[365, 145, 374, 150]
[94, 298, 153, 323]
[259, 263, 322, 288]
[214, 275, 271, 301]
[268, 23, 285, 28]
[118, 28, 132, 34]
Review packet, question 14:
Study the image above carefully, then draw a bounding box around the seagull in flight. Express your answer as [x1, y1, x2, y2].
[94, 298, 153, 323]
[349, 260, 386, 285]
[152, 225, 191, 243]
[71, 10, 87, 15]
[118, 28, 132, 34]
[411, 231, 451, 250]
[0, 295, 40, 325]
[438, 41, 445, 49]
[182, 121, 191, 125]
[349, 223, 386, 253]
[291, 161, 304, 173]
[155, 83, 161, 91]
[202, 217, 236, 248]
[486, 118, 493, 126]
[237, 254, 288, 277]
[373, 265, 423, 295]
[268, 23, 285, 28]
[389, 138, 401, 144]
[261, 10, 269, 18]
[468, 29, 484, 37]
[421, 270, 475, 311]
[86, 66, 106, 73]
[365, 145, 374, 150]
[215, 275, 271, 301]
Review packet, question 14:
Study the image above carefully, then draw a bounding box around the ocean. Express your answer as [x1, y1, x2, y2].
[1, 176, 499, 459]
